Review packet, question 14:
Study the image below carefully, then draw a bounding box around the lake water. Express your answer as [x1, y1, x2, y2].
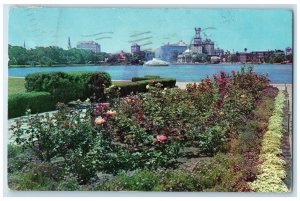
[8, 64, 293, 83]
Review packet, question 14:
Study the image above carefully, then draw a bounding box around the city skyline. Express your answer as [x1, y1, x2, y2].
[9, 8, 293, 53]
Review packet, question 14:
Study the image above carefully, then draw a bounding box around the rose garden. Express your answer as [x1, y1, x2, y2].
[7, 66, 291, 192]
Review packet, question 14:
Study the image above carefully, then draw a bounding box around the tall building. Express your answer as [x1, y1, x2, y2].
[131, 43, 141, 54]
[155, 40, 188, 62]
[189, 27, 215, 55]
[202, 39, 215, 56]
[190, 27, 203, 54]
[68, 37, 72, 50]
[77, 41, 101, 53]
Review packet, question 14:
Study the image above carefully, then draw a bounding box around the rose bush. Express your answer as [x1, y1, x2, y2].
[10, 66, 279, 190]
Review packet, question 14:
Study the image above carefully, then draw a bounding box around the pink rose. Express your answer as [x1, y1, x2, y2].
[156, 134, 167, 143]
[107, 110, 117, 117]
[95, 116, 106, 125]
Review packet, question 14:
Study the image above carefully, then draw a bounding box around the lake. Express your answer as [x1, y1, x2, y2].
[8, 64, 293, 83]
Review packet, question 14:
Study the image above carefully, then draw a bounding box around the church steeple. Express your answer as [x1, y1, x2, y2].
[23, 41, 26, 49]
[68, 37, 71, 49]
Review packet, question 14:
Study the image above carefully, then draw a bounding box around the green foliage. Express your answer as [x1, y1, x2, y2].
[8, 161, 63, 191]
[8, 144, 32, 173]
[8, 45, 110, 66]
[144, 75, 161, 79]
[100, 169, 159, 191]
[111, 78, 176, 97]
[99, 153, 234, 192]
[153, 170, 201, 191]
[191, 53, 209, 63]
[131, 75, 160, 82]
[8, 91, 55, 118]
[195, 153, 235, 192]
[197, 125, 225, 154]
[25, 71, 111, 103]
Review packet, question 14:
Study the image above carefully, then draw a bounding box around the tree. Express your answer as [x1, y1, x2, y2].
[192, 53, 208, 63]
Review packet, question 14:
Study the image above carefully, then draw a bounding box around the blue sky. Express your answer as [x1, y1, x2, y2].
[8, 7, 293, 53]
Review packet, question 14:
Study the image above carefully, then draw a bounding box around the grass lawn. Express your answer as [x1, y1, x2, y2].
[8, 77, 26, 95]
[8, 78, 130, 96]
[112, 80, 132, 85]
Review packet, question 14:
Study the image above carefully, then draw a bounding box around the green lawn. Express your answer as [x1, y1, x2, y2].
[8, 77, 26, 95]
[8, 78, 131, 96]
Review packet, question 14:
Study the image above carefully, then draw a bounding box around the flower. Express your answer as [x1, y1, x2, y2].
[164, 87, 167, 90]
[240, 94, 246, 98]
[146, 84, 150, 89]
[95, 116, 106, 125]
[220, 70, 226, 75]
[149, 80, 154, 85]
[156, 82, 161, 87]
[107, 110, 117, 117]
[156, 134, 167, 143]
[27, 109, 31, 113]
[231, 70, 235, 75]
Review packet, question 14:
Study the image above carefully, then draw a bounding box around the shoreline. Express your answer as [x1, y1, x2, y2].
[8, 62, 293, 68]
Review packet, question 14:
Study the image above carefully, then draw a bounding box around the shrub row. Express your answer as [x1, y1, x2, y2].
[249, 91, 288, 192]
[25, 71, 111, 103]
[131, 75, 160, 82]
[114, 78, 176, 97]
[8, 92, 56, 119]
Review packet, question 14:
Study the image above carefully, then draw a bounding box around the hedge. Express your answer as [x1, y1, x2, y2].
[132, 75, 160, 82]
[114, 77, 176, 97]
[25, 72, 111, 103]
[8, 92, 55, 119]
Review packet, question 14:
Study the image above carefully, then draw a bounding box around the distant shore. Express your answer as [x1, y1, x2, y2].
[8, 62, 293, 68]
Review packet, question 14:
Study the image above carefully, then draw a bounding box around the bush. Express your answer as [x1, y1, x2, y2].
[8, 144, 33, 173]
[8, 92, 55, 118]
[153, 170, 201, 192]
[25, 72, 111, 103]
[8, 161, 63, 191]
[113, 78, 176, 97]
[99, 169, 159, 191]
[131, 75, 160, 82]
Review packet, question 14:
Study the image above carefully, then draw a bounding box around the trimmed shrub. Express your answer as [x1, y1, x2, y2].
[144, 75, 160, 79]
[25, 72, 111, 103]
[132, 75, 160, 82]
[8, 92, 55, 118]
[114, 78, 176, 97]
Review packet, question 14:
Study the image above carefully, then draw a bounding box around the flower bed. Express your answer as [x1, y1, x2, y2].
[249, 91, 288, 192]
[8, 66, 288, 191]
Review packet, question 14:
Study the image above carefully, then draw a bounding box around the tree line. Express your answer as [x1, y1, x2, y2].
[8, 45, 110, 66]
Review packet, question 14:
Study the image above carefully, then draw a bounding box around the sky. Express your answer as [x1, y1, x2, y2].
[8, 7, 293, 53]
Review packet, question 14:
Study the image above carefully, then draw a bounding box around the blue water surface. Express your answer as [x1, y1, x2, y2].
[8, 64, 293, 83]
